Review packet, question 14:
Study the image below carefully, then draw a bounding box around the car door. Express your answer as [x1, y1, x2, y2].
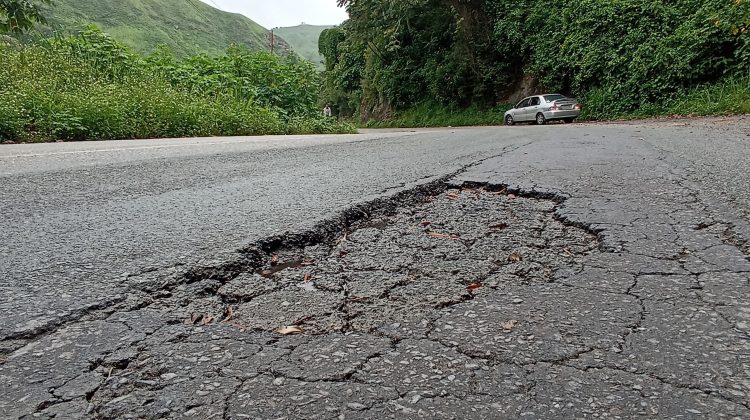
[513, 98, 531, 121]
[526, 96, 541, 121]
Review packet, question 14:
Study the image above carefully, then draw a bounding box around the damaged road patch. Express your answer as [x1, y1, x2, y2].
[2, 185, 748, 418]
[183, 187, 601, 340]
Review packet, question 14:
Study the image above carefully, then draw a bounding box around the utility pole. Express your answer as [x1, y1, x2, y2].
[270, 29, 274, 54]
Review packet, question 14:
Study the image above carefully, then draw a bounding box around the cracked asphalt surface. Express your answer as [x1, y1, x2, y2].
[1, 116, 749, 418]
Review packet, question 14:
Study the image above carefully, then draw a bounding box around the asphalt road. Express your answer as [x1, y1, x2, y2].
[1, 117, 749, 418]
[0, 129, 528, 341]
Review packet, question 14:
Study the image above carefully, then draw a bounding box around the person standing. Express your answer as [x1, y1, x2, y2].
[323, 104, 332, 118]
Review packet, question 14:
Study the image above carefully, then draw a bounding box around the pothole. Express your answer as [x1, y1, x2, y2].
[157, 186, 599, 338]
[696, 221, 750, 257]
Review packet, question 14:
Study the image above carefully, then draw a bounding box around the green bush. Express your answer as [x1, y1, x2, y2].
[580, 74, 750, 121]
[0, 27, 354, 142]
[0, 100, 24, 141]
[286, 116, 356, 135]
[363, 103, 511, 128]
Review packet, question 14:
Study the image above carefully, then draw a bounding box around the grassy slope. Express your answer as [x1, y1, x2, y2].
[42, 0, 272, 57]
[274, 24, 331, 69]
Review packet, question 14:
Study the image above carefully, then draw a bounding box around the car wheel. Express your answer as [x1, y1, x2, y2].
[535, 113, 546, 125]
[563, 118, 575, 124]
[505, 115, 515, 126]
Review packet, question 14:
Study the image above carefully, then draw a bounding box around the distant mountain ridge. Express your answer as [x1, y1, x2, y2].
[274, 24, 332, 69]
[43, 0, 288, 57]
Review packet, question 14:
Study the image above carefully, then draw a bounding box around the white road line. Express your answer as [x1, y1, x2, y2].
[0, 139, 274, 158]
[0, 132, 416, 159]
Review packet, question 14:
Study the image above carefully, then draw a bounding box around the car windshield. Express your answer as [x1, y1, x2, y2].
[543, 94, 567, 102]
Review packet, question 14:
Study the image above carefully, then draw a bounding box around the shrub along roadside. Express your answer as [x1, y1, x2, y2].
[581, 74, 750, 121]
[362, 103, 511, 128]
[0, 29, 354, 143]
[361, 75, 750, 128]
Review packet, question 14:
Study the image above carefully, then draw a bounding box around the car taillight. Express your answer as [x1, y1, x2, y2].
[550, 105, 558, 111]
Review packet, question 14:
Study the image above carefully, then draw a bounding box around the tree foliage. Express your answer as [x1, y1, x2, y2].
[147, 45, 320, 118]
[323, 0, 750, 120]
[0, 0, 51, 34]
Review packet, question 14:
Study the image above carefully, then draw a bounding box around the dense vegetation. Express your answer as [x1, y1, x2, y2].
[40, 0, 275, 57]
[275, 24, 332, 70]
[1, 0, 51, 34]
[0, 27, 353, 142]
[321, 0, 750, 123]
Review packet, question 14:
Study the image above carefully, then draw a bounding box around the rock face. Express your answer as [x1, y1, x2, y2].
[502, 73, 540, 104]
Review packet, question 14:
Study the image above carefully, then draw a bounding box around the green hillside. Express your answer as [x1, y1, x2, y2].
[42, 0, 277, 57]
[275, 24, 331, 69]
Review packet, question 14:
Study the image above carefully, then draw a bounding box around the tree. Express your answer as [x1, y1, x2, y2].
[319, 27, 347, 72]
[0, 0, 51, 35]
[331, 0, 750, 121]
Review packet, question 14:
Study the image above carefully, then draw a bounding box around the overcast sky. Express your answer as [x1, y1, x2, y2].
[197, 0, 349, 29]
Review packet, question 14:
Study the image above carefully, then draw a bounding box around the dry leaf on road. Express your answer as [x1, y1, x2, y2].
[502, 320, 518, 332]
[467, 283, 482, 291]
[446, 193, 461, 199]
[186, 313, 216, 325]
[270, 255, 279, 266]
[303, 273, 313, 282]
[222, 306, 235, 322]
[508, 253, 523, 262]
[428, 232, 461, 240]
[275, 326, 304, 335]
[490, 223, 509, 230]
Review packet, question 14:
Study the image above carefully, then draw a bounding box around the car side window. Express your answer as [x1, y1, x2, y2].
[517, 98, 530, 108]
[529, 97, 540, 106]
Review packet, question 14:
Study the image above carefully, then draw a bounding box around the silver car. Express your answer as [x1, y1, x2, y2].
[504, 94, 581, 126]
